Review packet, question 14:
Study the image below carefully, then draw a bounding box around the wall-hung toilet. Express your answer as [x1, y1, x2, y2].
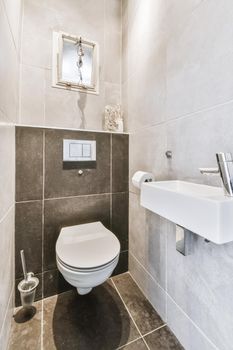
[56, 221, 120, 295]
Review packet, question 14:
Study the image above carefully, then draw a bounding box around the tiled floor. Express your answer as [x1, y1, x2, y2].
[9, 273, 184, 350]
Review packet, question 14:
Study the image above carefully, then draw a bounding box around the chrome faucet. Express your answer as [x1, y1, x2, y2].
[199, 152, 233, 197]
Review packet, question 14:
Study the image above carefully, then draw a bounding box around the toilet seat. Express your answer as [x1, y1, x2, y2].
[56, 222, 120, 270]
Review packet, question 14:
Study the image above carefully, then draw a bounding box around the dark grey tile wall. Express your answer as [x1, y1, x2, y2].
[15, 126, 129, 306]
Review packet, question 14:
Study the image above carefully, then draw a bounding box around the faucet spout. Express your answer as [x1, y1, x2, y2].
[216, 152, 233, 196]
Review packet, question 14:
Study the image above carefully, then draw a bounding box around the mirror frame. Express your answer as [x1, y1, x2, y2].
[52, 31, 99, 95]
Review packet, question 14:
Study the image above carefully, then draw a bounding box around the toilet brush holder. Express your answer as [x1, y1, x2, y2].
[18, 250, 39, 307]
[18, 272, 39, 308]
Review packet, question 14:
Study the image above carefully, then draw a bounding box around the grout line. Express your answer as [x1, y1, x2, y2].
[15, 191, 128, 204]
[41, 130, 45, 350]
[111, 279, 150, 350]
[110, 134, 113, 230]
[116, 336, 142, 350]
[142, 324, 167, 338]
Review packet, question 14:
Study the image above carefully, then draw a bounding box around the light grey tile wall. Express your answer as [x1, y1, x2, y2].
[0, 0, 22, 348]
[19, 0, 122, 130]
[123, 0, 233, 349]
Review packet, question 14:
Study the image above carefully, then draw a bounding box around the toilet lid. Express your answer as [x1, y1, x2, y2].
[56, 222, 120, 269]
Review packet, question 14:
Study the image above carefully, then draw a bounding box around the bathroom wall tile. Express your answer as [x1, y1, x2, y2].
[104, 30, 121, 84]
[166, 0, 233, 119]
[16, 127, 43, 202]
[112, 192, 129, 251]
[43, 269, 73, 298]
[9, 300, 42, 350]
[0, 208, 15, 330]
[15, 273, 42, 307]
[129, 193, 167, 289]
[43, 281, 140, 350]
[113, 250, 128, 276]
[167, 296, 217, 350]
[15, 201, 42, 278]
[44, 194, 110, 270]
[0, 1, 19, 123]
[167, 101, 233, 187]
[167, 220, 233, 350]
[129, 124, 167, 194]
[112, 272, 165, 335]
[0, 290, 14, 350]
[144, 326, 184, 350]
[112, 133, 129, 193]
[44, 129, 110, 198]
[104, 82, 121, 107]
[0, 124, 15, 219]
[129, 253, 166, 322]
[19, 65, 45, 125]
[3, 0, 22, 52]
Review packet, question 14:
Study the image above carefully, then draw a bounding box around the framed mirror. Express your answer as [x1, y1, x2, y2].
[52, 31, 99, 94]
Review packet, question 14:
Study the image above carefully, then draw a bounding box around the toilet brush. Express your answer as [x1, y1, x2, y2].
[20, 250, 28, 282]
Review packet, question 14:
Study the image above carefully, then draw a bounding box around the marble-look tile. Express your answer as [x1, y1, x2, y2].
[16, 127, 43, 201]
[43, 268, 73, 298]
[104, 82, 121, 107]
[19, 65, 45, 125]
[167, 296, 217, 350]
[0, 1, 19, 123]
[129, 253, 166, 323]
[0, 208, 14, 331]
[167, 220, 233, 350]
[44, 129, 110, 198]
[121, 338, 148, 350]
[15, 201, 42, 278]
[166, 0, 233, 119]
[144, 326, 184, 350]
[129, 124, 168, 194]
[167, 101, 233, 187]
[112, 192, 129, 251]
[0, 124, 15, 219]
[104, 30, 121, 84]
[43, 281, 140, 350]
[112, 272, 165, 335]
[113, 250, 128, 276]
[112, 133, 129, 193]
[2, 0, 22, 52]
[44, 194, 110, 270]
[9, 301, 42, 350]
[0, 290, 14, 350]
[129, 193, 167, 289]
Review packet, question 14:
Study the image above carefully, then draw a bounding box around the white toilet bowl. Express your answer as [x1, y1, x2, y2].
[56, 222, 120, 295]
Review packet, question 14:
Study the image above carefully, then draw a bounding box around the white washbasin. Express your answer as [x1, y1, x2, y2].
[141, 180, 233, 244]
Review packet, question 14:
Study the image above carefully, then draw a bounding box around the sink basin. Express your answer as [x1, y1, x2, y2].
[141, 180, 233, 244]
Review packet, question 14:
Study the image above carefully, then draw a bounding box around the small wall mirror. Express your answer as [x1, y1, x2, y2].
[52, 31, 99, 94]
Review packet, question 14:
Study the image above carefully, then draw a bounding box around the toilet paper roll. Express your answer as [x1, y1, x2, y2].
[132, 171, 155, 189]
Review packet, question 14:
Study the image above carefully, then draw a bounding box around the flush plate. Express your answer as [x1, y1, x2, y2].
[141, 180, 233, 244]
[63, 139, 96, 162]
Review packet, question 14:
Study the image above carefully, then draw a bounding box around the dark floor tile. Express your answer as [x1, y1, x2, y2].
[43, 269, 73, 298]
[112, 192, 129, 251]
[16, 127, 43, 201]
[112, 134, 129, 193]
[112, 273, 164, 335]
[144, 326, 184, 350]
[15, 273, 42, 307]
[121, 338, 148, 350]
[113, 250, 128, 276]
[44, 194, 110, 270]
[15, 201, 42, 279]
[9, 300, 42, 350]
[44, 129, 110, 198]
[43, 280, 140, 350]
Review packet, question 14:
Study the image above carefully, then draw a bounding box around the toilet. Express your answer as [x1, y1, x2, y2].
[56, 221, 120, 295]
